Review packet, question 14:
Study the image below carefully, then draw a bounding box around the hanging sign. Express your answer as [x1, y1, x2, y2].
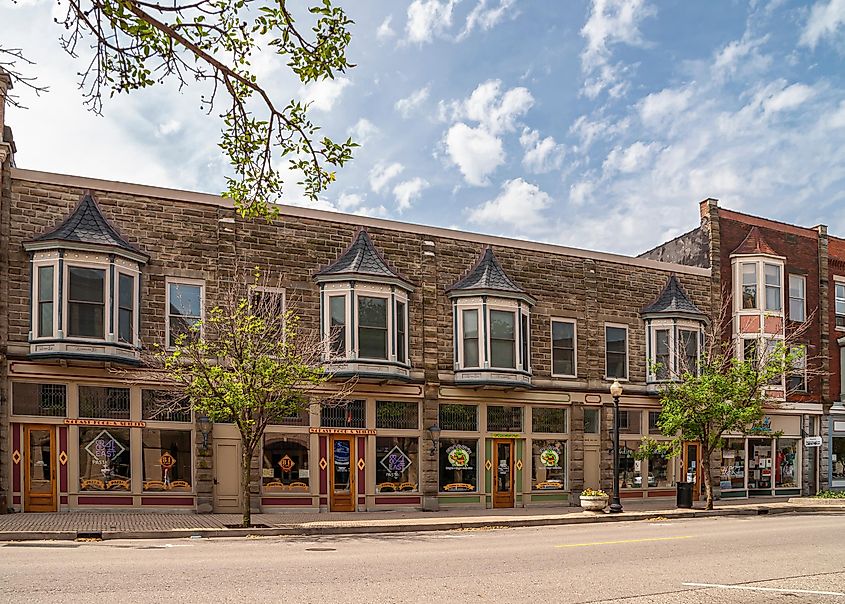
[804, 436, 822, 448]
[309, 428, 376, 435]
[66, 419, 146, 428]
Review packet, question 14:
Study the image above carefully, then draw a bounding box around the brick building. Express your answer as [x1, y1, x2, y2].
[0, 87, 716, 513]
[643, 199, 830, 497]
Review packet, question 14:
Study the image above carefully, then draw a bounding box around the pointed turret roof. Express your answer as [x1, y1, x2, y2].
[641, 275, 706, 319]
[731, 226, 781, 257]
[314, 229, 413, 289]
[447, 247, 535, 304]
[25, 191, 148, 262]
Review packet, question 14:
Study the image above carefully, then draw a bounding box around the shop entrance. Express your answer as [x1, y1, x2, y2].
[213, 438, 241, 513]
[682, 442, 702, 501]
[24, 425, 56, 512]
[492, 439, 514, 508]
[330, 436, 355, 512]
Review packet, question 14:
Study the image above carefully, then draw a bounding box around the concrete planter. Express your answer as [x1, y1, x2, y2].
[580, 495, 609, 511]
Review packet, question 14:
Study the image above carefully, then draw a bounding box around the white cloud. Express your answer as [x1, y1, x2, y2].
[393, 177, 430, 211]
[761, 82, 817, 114]
[395, 86, 431, 118]
[369, 162, 405, 193]
[519, 128, 565, 173]
[460, 79, 534, 134]
[348, 118, 380, 145]
[580, 0, 656, 98]
[298, 77, 351, 112]
[638, 86, 693, 126]
[467, 178, 553, 232]
[460, 0, 517, 39]
[445, 123, 505, 186]
[338, 192, 365, 211]
[406, 0, 457, 43]
[377, 16, 396, 41]
[602, 141, 659, 173]
[712, 34, 771, 79]
[799, 0, 845, 49]
[569, 114, 630, 150]
[156, 119, 182, 137]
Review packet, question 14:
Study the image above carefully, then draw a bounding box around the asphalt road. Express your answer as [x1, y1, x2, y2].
[1, 513, 844, 603]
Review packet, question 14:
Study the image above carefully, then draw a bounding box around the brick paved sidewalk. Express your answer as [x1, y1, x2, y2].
[0, 496, 821, 540]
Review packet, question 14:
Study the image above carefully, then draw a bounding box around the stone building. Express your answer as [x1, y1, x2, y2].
[643, 199, 830, 497]
[0, 150, 714, 513]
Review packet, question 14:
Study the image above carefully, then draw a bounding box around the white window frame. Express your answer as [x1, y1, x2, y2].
[324, 289, 350, 359]
[114, 265, 141, 347]
[835, 279, 845, 332]
[788, 274, 806, 323]
[550, 318, 577, 378]
[604, 323, 629, 381]
[454, 297, 530, 372]
[357, 292, 391, 361]
[165, 277, 205, 349]
[764, 263, 782, 312]
[733, 258, 785, 315]
[31, 258, 59, 340]
[787, 345, 808, 393]
[64, 259, 109, 342]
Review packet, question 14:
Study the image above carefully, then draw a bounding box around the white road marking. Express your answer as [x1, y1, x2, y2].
[683, 582, 845, 596]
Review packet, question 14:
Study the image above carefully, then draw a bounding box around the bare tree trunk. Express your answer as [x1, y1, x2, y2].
[241, 445, 252, 528]
[702, 452, 714, 510]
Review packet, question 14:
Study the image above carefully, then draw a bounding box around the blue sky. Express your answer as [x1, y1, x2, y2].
[4, 0, 845, 255]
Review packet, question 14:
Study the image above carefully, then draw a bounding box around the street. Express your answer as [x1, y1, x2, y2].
[1, 513, 843, 603]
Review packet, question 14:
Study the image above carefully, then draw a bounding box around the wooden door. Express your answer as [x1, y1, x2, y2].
[492, 439, 514, 508]
[213, 439, 241, 513]
[583, 446, 600, 490]
[682, 442, 702, 500]
[330, 436, 355, 512]
[24, 425, 56, 512]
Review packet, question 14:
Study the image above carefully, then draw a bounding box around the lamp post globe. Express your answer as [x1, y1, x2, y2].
[609, 380, 624, 514]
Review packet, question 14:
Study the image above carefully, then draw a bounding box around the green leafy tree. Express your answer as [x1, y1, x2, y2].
[638, 309, 814, 510]
[154, 269, 351, 527]
[1, 0, 356, 218]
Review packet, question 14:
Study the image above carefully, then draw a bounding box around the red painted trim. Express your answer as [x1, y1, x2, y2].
[375, 496, 420, 505]
[647, 490, 676, 497]
[13, 496, 20, 505]
[357, 438, 365, 496]
[319, 436, 327, 496]
[261, 497, 313, 506]
[77, 496, 133, 505]
[141, 497, 195, 506]
[319, 497, 328, 505]
[621, 491, 645, 499]
[12, 424, 21, 492]
[358, 497, 365, 505]
[60, 496, 68, 505]
[59, 427, 68, 494]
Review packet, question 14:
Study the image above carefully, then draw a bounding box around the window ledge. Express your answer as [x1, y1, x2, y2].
[323, 360, 411, 382]
[453, 369, 532, 388]
[29, 340, 140, 364]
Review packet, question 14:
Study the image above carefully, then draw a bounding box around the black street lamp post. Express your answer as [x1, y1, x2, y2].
[609, 379, 624, 514]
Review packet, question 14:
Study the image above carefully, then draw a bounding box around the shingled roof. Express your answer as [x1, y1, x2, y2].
[447, 247, 535, 304]
[26, 191, 148, 261]
[731, 226, 781, 257]
[641, 275, 706, 319]
[314, 229, 412, 289]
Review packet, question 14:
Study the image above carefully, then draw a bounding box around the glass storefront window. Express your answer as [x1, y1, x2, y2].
[583, 408, 600, 434]
[79, 427, 131, 491]
[532, 440, 566, 490]
[439, 404, 478, 431]
[620, 410, 641, 435]
[775, 439, 799, 488]
[262, 434, 310, 492]
[532, 407, 567, 433]
[487, 405, 523, 432]
[833, 437, 845, 486]
[375, 401, 419, 430]
[619, 441, 642, 489]
[79, 386, 130, 419]
[12, 382, 67, 417]
[439, 438, 477, 492]
[376, 437, 419, 492]
[648, 451, 674, 488]
[142, 430, 192, 491]
[748, 439, 773, 490]
[141, 390, 192, 422]
[720, 439, 746, 490]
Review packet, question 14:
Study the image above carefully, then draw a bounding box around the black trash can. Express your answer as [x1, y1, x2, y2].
[676, 482, 693, 509]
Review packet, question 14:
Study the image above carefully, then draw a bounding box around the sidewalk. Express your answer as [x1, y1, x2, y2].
[0, 497, 840, 542]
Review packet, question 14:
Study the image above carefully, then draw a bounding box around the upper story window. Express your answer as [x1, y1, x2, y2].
[788, 274, 806, 322]
[731, 227, 785, 314]
[551, 319, 576, 377]
[448, 248, 534, 387]
[741, 263, 758, 309]
[764, 264, 782, 311]
[641, 275, 708, 384]
[167, 281, 204, 347]
[836, 282, 845, 329]
[24, 193, 148, 364]
[605, 324, 628, 380]
[314, 229, 414, 382]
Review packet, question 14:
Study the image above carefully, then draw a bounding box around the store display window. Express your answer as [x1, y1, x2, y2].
[142, 430, 192, 491]
[262, 435, 310, 492]
[439, 439, 477, 492]
[775, 439, 799, 488]
[748, 439, 773, 490]
[531, 440, 566, 490]
[833, 437, 845, 487]
[376, 437, 419, 492]
[619, 441, 642, 488]
[79, 427, 131, 491]
[648, 452, 674, 488]
[720, 439, 746, 490]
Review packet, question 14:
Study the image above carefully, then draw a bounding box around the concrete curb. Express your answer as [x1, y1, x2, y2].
[2, 505, 841, 543]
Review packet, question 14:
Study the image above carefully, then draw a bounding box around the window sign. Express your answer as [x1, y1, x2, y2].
[376, 437, 419, 492]
[439, 439, 477, 492]
[79, 427, 131, 491]
[532, 440, 566, 490]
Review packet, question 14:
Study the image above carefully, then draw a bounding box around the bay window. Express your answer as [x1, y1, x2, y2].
[358, 296, 388, 359]
[742, 263, 758, 309]
[117, 273, 135, 343]
[462, 309, 480, 367]
[68, 267, 106, 338]
[735, 259, 784, 314]
[454, 299, 531, 375]
[490, 310, 516, 369]
[37, 265, 54, 338]
[764, 263, 782, 311]
[329, 295, 346, 356]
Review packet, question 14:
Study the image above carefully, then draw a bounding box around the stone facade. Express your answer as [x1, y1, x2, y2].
[0, 168, 712, 513]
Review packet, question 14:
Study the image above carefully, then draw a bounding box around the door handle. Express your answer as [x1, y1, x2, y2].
[213, 478, 218, 485]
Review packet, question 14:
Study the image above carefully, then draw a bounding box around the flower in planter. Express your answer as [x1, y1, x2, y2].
[581, 488, 608, 498]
